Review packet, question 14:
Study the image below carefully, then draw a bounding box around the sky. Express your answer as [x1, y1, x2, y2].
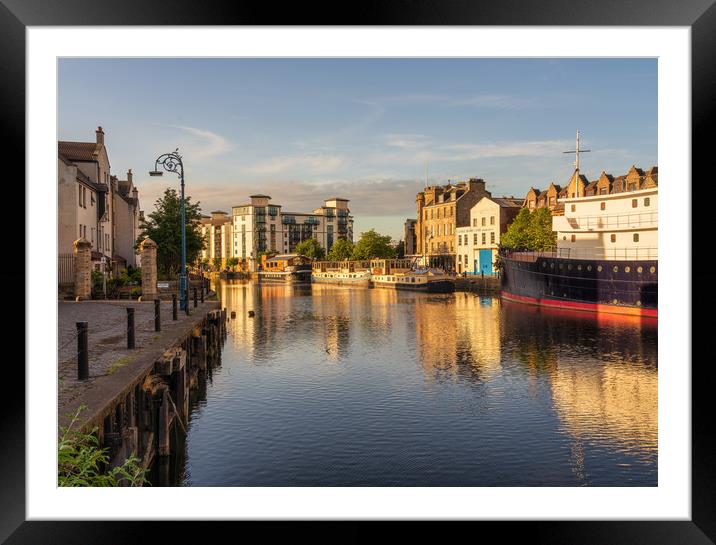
[58, 58, 657, 240]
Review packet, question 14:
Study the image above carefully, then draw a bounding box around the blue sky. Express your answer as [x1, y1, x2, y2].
[58, 58, 657, 240]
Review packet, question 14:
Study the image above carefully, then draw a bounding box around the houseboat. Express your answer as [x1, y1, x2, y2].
[311, 260, 372, 286]
[370, 259, 455, 293]
[500, 160, 658, 318]
[257, 253, 312, 283]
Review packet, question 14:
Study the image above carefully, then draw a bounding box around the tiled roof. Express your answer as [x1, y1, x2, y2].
[58, 141, 101, 162]
[493, 197, 523, 208]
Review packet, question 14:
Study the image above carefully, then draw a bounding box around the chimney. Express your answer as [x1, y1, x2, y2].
[127, 169, 133, 184]
[96, 126, 104, 145]
[468, 177, 486, 192]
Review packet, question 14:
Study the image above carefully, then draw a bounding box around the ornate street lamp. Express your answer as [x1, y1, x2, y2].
[149, 149, 188, 312]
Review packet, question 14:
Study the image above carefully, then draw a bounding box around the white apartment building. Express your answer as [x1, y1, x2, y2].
[455, 196, 522, 275]
[199, 211, 233, 265]
[552, 186, 658, 260]
[230, 195, 353, 270]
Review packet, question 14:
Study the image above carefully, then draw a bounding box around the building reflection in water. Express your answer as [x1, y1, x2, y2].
[213, 280, 657, 481]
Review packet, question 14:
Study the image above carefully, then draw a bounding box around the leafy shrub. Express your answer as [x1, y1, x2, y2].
[58, 406, 148, 487]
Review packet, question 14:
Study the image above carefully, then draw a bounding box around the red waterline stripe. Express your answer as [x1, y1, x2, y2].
[501, 291, 658, 318]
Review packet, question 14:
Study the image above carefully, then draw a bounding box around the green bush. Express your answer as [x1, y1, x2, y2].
[58, 406, 148, 487]
[130, 286, 142, 298]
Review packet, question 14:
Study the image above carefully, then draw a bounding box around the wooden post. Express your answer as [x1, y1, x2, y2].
[172, 293, 178, 321]
[158, 389, 171, 457]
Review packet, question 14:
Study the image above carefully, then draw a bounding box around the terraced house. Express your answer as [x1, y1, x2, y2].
[414, 178, 491, 269]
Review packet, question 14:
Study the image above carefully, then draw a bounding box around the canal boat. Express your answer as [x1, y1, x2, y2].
[370, 258, 455, 293]
[500, 135, 657, 318]
[257, 253, 312, 284]
[311, 260, 372, 286]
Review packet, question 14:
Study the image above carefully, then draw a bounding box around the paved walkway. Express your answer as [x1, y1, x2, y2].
[58, 299, 218, 414]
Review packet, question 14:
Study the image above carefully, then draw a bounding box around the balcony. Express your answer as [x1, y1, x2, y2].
[553, 211, 658, 232]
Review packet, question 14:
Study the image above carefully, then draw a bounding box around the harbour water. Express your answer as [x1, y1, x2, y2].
[172, 280, 657, 486]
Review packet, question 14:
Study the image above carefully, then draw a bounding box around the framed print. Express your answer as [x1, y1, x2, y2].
[5, 0, 711, 542]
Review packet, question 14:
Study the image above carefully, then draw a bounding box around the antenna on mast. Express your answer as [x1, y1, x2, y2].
[563, 130, 591, 197]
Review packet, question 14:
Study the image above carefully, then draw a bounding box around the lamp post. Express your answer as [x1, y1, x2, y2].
[149, 149, 188, 312]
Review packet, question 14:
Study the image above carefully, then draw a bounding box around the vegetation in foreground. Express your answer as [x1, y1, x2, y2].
[58, 406, 148, 487]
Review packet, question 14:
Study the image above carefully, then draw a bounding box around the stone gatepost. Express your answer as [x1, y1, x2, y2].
[73, 237, 92, 301]
[139, 238, 158, 301]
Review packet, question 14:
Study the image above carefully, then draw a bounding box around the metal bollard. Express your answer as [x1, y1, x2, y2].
[77, 321, 89, 380]
[154, 299, 161, 332]
[193, 287, 198, 308]
[185, 287, 190, 316]
[172, 293, 178, 321]
[127, 307, 135, 349]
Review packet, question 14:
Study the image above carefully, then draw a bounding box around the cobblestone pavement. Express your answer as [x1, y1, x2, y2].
[58, 300, 209, 413]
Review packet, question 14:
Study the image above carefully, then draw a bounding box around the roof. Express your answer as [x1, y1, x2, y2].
[250, 194, 272, 199]
[58, 141, 101, 162]
[492, 197, 523, 208]
[325, 197, 350, 202]
[267, 253, 306, 261]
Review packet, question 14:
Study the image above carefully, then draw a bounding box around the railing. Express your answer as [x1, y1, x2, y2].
[502, 247, 658, 261]
[556, 211, 658, 231]
[59, 253, 75, 286]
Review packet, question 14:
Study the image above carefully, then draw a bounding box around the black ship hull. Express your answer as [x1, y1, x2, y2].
[500, 253, 657, 318]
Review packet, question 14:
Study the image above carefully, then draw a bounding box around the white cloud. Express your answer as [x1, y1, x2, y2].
[170, 125, 231, 160]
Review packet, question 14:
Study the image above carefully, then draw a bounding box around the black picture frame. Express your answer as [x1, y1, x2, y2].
[5, 1, 708, 542]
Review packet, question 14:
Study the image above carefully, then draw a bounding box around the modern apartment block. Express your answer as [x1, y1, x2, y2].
[199, 211, 233, 266]
[228, 195, 353, 271]
[58, 126, 142, 274]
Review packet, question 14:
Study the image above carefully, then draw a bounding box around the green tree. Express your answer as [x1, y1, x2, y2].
[351, 229, 396, 260]
[528, 207, 557, 251]
[136, 188, 205, 278]
[395, 240, 405, 259]
[212, 257, 222, 271]
[226, 257, 239, 271]
[295, 238, 325, 260]
[327, 238, 354, 261]
[500, 208, 557, 251]
[500, 208, 533, 250]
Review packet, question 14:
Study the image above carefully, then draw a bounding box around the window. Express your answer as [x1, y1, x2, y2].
[458, 236, 461, 246]
[628, 183, 637, 191]
[481, 217, 486, 226]
[549, 196, 556, 206]
[482, 233, 486, 245]
[571, 234, 576, 242]
[632, 199, 638, 208]
[633, 233, 640, 242]
[644, 197, 650, 207]
[464, 255, 468, 265]
[490, 216, 495, 225]
[610, 234, 616, 243]
[473, 234, 478, 245]
[78, 184, 82, 206]
[571, 204, 576, 212]
[490, 232, 495, 244]
[600, 202, 606, 211]
[599, 187, 607, 195]
[529, 200, 535, 209]
[473, 218, 477, 227]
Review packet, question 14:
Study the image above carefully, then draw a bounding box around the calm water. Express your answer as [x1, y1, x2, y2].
[175, 281, 657, 486]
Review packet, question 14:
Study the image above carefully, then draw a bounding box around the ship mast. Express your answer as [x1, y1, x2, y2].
[563, 130, 591, 197]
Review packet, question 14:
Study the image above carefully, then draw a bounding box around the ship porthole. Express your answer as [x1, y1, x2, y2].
[636, 300, 642, 306]
[559, 264, 563, 269]
[613, 266, 619, 273]
[550, 263, 554, 269]
[625, 266, 631, 273]
[577, 265, 582, 271]
[637, 266, 643, 273]
[587, 265, 592, 271]
[542, 262, 546, 268]
[567, 264, 572, 270]
[650, 266, 656, 273]
[613, 299, 618, 304]
[597, 265, 602, 272]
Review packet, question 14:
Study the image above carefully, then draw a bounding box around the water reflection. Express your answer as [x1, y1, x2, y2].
[179, 280, 656, 486]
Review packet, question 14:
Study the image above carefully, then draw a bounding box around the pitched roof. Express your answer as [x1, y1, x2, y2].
[492, 197, 523, 208]
[58, 141, 101, 162]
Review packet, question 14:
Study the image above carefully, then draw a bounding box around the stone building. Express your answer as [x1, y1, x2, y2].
[404, 218, 417, 257]
[455, 196, 522, 275]
[415, 178, 491, 269]
[58, 126, 142, 275]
